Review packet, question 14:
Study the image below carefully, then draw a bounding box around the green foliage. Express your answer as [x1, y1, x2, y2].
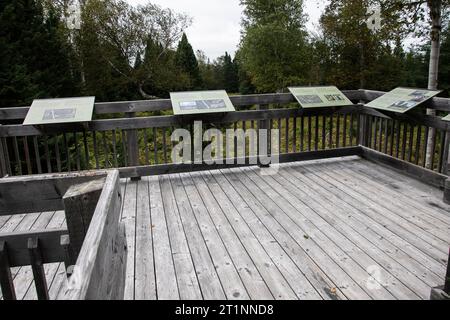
[1, 0, 449, 108]
[175, 33, 203, 89]
[136, 36, 190, 98]
[239, 0, 310, 92]
[439, 24, 450, 96]
[223, 52, 239, 93]
[0, 0, 78, 107]
[197, 50, 241, 93]
[78, 0, 192, 101]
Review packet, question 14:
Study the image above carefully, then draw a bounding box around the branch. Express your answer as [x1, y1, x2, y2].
[138, 82, 160, 100]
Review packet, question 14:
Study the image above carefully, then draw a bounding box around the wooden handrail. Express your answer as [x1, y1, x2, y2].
[0, 170, 127, 300]
[59, 170, 126, 300]
[1, 89, 448, 121]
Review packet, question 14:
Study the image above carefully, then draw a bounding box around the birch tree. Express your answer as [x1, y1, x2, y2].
[379, 0, 449, 169]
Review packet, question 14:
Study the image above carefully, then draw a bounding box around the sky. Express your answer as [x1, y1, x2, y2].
[126, 0, 328, 60]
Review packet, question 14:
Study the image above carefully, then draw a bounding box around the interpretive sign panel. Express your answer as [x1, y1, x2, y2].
[288, 86, 353, 108]
[170, 90, 235, 115]
[23, 97, 95, 125]
[443, 114, 450, 122]
[365, 87, 440, 114]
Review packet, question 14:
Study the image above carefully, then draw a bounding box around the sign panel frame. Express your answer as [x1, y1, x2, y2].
[288, 86, 353, 108]
[23, 97, 95, 126]
[364, 87, 441, 114]
[170, 90, 235, 116]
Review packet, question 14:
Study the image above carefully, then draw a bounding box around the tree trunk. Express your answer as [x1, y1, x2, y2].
[425, 0, 442, 170]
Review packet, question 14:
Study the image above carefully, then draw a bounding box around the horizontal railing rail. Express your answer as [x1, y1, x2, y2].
[0, 90, 448, 179]
[0, 90, 363, 120]
[0, 89, 449, 121]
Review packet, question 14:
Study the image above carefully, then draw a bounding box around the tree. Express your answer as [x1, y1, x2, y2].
[197, 50, 225, 90]
[136, 35, 190, 98]
[439, 24, 450, 97]
[377, 0, 450, 168]
[175, 33, 202, 89]
[234, 49, 255, 94]
[0, 0, 78, 107]
[223, 52, 239, 93]
[78, 0, 191, 100]
[239, 0, 310, 92]
[317, 0, 408, 90]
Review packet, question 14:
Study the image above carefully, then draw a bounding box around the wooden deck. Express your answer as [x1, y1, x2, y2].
[1, 156, 450, 300]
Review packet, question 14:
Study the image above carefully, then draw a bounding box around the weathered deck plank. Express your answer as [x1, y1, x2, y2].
[304, 163, 448, 264]
[275, 165, 438, 299]
[157, 175, 199, 300]
[227, 168, 379, 300]
[121, 179, 137, 300]
[179, 172, 250, 300]
[293, 163, 446, 281]
[247, 167, 423, 299]
[115, 157, 449, 300]
[134, 178, 156, 300]
[188, 171, 274, 300]
[207, 173, 345, 299]
[167, 174, 226, 300]
[3, 156, 449, 300]
[319, 161, 450, 242]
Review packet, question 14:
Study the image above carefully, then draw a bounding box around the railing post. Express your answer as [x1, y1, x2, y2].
[445, 248, 450, 294]
[0, 241, 16, 300]
[28, 237, 50, 300]
[0, 125, 7, 178]
[60, 235, 76, 277]
[442, 129, 450, 176]
[431, 247, 450, 300]
[126, 113, 140, 181]
[359, 113, 370, 147]
[62, 178, 105, 259]
[257, 104, 270, 167]
[444, 179, 450, 205]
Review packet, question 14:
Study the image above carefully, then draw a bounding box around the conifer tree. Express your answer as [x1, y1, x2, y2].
[0, 0, 78, 107]
[175, 33, 202, 89]
[223, 52, 239, 93]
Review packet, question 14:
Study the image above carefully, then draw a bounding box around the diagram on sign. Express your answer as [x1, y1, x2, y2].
[23, 97, 95, 126]
[170, 90, 235, 115]
[288, 86, 353, 108]
[364, 88, 440, 113]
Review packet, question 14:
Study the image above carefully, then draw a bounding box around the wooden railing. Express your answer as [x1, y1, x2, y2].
[0, 89, 448, 178]
[0, 170, 126, 300]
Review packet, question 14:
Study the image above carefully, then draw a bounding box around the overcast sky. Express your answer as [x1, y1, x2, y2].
[126, 0, 328, 60]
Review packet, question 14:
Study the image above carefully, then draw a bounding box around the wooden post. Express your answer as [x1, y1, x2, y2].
[257, 104, 270, 167]
[126, 113, 140, 181]
[60, 234, 76, 276]
[442, 130, 450, 175]
[445, 248, 450, 294]
[0, 241, 16, 300]
[63, 178, 105, 259]
[27, 237, 49, 300]
[59, 170, 127, 300]
[359, 114, 370, 147]
[444, 179, 450, 205]
[0, 125, 7, 177]
[431, 247, 450, 300]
